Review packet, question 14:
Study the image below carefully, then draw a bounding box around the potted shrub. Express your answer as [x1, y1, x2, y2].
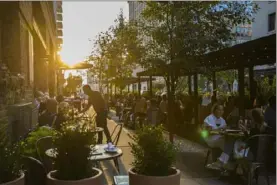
[0, 119, 24, 185]
[20, 126, 57, 159]
[47, 119, 103, 185]
[128, 125, 180, 185]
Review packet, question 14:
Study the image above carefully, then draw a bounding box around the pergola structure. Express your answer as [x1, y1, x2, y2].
[56, 62, 93, 95]
[137, 34, 276, 125]
[105, 77, 156, 96]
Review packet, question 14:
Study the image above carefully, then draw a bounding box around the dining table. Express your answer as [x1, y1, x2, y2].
[45, 144, 123, 172]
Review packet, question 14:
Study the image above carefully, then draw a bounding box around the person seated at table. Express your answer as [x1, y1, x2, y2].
[210, 109, 271, 171]
[38, 98, 58, 127]
[159, 94, 168, 124]
[226, 97, 240, 128]
[264, 95, 276, 135]
[56, 95, 64, 104]
[147, 99, 159, 126]
[203, 104, 227, 149]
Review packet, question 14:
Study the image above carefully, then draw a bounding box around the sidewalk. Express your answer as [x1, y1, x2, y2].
[99, 111, 276, 185]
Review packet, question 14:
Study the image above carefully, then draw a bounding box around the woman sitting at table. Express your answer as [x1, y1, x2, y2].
[203, 104, 227, 150]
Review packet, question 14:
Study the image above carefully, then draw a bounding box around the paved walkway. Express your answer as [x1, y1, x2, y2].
[97, 110, 275, 185]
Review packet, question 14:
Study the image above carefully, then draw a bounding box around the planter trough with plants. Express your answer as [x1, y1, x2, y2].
[46, 118, 103, 185]
[128, 125, 180, 185]
[47, 168, 102, 185]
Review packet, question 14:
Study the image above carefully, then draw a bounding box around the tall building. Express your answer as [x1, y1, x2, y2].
[128, 1, 149, 93]
[251, 1, 276, 74]
[252, 1, 276, 39]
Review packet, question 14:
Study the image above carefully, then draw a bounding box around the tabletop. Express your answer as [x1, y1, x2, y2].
[45, 144, 123, 162]
[210, 129, 244, 137]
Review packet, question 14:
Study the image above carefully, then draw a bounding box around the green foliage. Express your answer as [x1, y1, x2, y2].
[258, 76, 276, 100]
[0, 118, 22, 183]
[53, 119, 97, 180]
[20, 127, 57, 158]
[89, 9, 145, 91]
[129, 125, 177, 176]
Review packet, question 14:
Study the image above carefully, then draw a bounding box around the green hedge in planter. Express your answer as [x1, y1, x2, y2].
[0, 119, 22, 183]
[129, 125, 178, 176]
[20, 126, 57, 158]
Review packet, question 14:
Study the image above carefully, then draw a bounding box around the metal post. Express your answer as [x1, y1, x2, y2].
[249, 66, 255, 101]
[212, 72, 217, 97]
[149, 76, 153, 98]
[188, 75, 192, 95]
[238, 67, 245, 117]
[138, 76, 141, 97]
[193, 74, 198, 125]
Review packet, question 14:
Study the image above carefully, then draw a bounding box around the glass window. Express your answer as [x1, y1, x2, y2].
[268, 13, 276, 32]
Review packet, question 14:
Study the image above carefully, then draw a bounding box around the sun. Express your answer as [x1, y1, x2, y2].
[58, 49, 83, 66]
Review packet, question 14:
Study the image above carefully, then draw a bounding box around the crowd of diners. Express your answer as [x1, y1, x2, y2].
[109, 92, 276, 173]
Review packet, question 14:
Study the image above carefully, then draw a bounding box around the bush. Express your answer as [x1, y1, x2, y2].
[53, 119, 97, 180]
[129, 125, 177, 176]
[0, 118, 22, 183]
[20, 126, 57, 158]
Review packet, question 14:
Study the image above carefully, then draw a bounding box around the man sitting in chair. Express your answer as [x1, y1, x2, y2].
[80, 85, 112, 144]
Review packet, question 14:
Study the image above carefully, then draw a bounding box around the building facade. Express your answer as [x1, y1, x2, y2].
[251, 1, 276, 74]
[0, 2, 61, 97]
[252, 1, 276, 39]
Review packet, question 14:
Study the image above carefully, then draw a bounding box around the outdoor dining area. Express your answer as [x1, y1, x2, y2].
[104, 34, 276, 184]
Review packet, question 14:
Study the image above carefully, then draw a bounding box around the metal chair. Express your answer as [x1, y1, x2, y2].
[243, 134, 275, 185]
[110, 123, 123, 173]
[36, 136, 54, 172]
[22, 156, 47, 185]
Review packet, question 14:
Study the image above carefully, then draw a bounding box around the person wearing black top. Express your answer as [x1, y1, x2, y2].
[80, 85, 112, 144]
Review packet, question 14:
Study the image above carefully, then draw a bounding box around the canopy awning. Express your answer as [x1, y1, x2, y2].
[137, 34, 276, 77]
[103, 77, 156, 86]
[59, 62, 93, 70]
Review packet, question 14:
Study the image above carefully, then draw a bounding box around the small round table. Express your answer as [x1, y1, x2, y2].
[45, 144, 123, 172]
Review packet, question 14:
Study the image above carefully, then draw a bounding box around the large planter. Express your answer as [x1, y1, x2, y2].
[0, 173, 25, 185]
[47, 168, 103, 185]
[129, 167, 180, 185]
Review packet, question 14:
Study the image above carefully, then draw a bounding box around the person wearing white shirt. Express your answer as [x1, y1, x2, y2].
[203, 104, 227, 150]
[203, 104, 234, 170]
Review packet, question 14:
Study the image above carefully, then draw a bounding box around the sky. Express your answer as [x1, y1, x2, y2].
[60, 1, 129, 66]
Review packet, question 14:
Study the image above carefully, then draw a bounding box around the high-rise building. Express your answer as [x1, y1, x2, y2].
[252, 1, 276, 40]
[251, 1, 276, 74]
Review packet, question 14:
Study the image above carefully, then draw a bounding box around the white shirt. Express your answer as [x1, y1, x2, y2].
[204, 114, 227, 142]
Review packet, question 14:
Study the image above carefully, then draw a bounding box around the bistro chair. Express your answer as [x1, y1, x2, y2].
[36, 136, 54, 172]
[110, 123, 123, 173]
[22, 156, 47, 185]
[242, 134, 275, 185]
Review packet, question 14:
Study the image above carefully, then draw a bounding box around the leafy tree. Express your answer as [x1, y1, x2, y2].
[135, 1, 258, 142]
[89, 9, 145, 93]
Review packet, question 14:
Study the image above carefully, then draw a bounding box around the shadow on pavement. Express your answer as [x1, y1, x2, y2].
[176, 151, 218, 178]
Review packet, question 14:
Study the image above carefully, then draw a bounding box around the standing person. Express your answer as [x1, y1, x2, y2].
[80, 85, 112, 144]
